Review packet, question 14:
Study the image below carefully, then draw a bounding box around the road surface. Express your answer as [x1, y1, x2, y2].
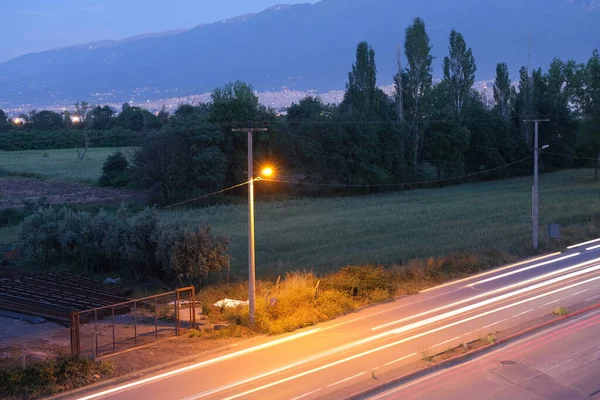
[71, 238, 600, 400]
[365, 306, 600, 399]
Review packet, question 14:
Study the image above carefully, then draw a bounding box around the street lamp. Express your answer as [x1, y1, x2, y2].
[232, 122, 269, 325]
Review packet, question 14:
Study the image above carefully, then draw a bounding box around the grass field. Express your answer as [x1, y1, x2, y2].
[162, 169, 600, 278]
[0, 147, 135, 182]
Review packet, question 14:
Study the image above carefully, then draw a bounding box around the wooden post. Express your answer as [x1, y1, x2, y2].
[70, 312, 81, 356]
[595, 153, 600, 181]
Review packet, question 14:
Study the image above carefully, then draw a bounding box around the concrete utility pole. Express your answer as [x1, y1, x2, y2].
[232, 122, 268, 325]
[525, 119, 550, 250]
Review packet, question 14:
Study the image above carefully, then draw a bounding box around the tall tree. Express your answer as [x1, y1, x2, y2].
[404, 18, 434, 171]
[515, 66, 535, 146]
[30, 110, 65, 130]
[0, 109, 7, 131]
[493, 63, 512, 120]
[210, 81, 276, 186]
[341, 42, 381, 119]
[443, 30, 477, 116]
[89, 105, 115, 130]
[577, 50, 600, 163]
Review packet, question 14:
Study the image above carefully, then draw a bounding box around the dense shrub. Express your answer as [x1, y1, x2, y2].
[132, 127, 227, 205]
[98, 151, 131, 187]
[156, 225, 230, 286]
[18, 206, 229, 284]
[321, 265, 396, 301]
[0, 356, 113, 399]
[0, 128, 145, 151]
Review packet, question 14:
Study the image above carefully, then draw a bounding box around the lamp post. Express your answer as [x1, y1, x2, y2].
[232, 122, 270, 325]
[525, 119, 550, 250]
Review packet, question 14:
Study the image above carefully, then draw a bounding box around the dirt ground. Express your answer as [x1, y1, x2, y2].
[0, 311, 249, 376]
[0, 316, 70, 362]
[0, 177, 147, 210]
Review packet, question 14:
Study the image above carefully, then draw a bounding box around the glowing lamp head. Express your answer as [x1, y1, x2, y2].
[261, 167, 274, 177]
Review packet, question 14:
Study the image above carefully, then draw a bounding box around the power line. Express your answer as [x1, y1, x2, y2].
[543, 152, 599, 161]
[262, 156, 534, 189]
[162, 179, 254, 210]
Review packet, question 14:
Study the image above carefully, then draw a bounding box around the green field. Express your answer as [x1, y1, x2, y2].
[162, 169, 600, 277]
[0, 147, 135, 182]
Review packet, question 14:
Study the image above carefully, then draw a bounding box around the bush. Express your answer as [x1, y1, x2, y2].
[321, 265, 396, 302]
[0, 128, 144, 151]
[0, 356, 113, 399]
[132, 127, 227, 205]
[98, 152, 131, 187]
[18, 206, 230, 285]
[219, 272, 358, 335]
[156, 225, 230, 286]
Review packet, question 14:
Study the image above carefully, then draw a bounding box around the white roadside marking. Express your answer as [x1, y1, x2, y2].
[513, 308, 535, 318]
[543, 299, 562, 307]
[587, 244, 600, 251]
[568, 238, 600, 249]
[543, 288, 590, 307]
[219, 273, 600, 400]
[326, 372, 366, 387]
[383, 353, 417, 366]
[467, 253, 580, 287]
[562, 288, 590, 299]
[419, 252, 561, 293]
[480, 318, 510, 331]
[289, 388, 322, 400]
[586, 293, 600, 302]
[372, 257, 600, 331]
[74, 328, 322, 400]
[432, 336, 461, 349]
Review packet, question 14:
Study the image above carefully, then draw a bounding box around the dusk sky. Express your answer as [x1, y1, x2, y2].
[2, 0, 318, 63]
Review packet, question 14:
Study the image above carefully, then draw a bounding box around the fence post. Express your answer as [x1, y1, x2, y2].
[191, 286, 196, 329]
[314, 280, 321, 301]
[112, 306, 116, 352]
[188, 289, 192, 329]
[154, 296, 158, 339]
[175, 290, 180, 336]
[133, 300, 137, 345]
[94, 310, 98, 360]
[70, 312, 81, 356]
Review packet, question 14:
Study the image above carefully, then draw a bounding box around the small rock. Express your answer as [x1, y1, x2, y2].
[213, 324, 228, 331]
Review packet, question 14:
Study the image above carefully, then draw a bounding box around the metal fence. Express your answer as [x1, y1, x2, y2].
[70, 287, 196, 357]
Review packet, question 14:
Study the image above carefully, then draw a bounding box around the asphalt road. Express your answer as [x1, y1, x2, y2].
[366, 305, 600, 400]
[72, 238, 600, 400]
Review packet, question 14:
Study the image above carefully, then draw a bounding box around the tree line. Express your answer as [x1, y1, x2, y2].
[3, 18, 599, 205]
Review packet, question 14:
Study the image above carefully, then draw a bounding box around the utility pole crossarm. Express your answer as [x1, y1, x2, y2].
[231, 128, 269, 132]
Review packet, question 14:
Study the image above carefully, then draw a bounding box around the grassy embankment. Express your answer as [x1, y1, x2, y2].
[0, 147, 134, 182]
[164, 169, 600, 335]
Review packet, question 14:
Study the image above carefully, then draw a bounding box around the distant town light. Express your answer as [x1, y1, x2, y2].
[12, 117, 26, 125]
[70, 115, 82, 124]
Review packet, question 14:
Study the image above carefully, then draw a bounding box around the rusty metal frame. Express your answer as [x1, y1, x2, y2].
[70, 286, 195, 356]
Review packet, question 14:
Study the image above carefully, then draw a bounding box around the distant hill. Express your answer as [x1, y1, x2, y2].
[1, 0, 598, 106]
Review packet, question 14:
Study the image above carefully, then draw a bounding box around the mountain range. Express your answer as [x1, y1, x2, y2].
[1, 0, 599, 107]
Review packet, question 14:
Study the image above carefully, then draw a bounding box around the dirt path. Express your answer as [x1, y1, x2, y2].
[0, 177, 147, 210]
